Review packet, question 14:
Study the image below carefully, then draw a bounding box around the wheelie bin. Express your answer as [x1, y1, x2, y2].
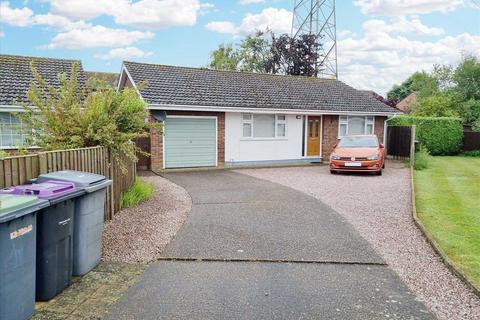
[36, 170, 112, 275]
[0, 194, 48, 320]
[3, 180, 84, 300]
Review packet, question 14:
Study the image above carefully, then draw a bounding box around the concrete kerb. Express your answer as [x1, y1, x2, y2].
[409, 166, 480, 298]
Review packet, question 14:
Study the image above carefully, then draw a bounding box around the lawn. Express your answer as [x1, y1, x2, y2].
[414, 156, 480, 288]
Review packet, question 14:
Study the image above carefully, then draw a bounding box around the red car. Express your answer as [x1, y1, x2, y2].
[329, 135, 385, 175]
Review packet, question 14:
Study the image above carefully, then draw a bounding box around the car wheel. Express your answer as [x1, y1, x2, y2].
[376, 169, 383, 176]
[330, 170, 337, 174]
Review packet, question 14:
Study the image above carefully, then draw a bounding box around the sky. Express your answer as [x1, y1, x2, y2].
[0, 0, 479, 95]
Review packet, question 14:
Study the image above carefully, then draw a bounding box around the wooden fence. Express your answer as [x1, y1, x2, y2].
[0, 146, 136, 220]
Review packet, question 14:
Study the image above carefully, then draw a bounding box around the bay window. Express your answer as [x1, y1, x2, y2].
[338, 116, 374, 137]
[242, 114, 287, 138]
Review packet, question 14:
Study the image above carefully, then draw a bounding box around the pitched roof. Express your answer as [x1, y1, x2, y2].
[0, 54, 85, 106]
[84, 71, 119, 88]
[123, 61, 399, 114]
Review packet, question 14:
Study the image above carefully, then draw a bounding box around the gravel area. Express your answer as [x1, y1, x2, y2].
[102, 173, 191, 263]
[237, 162, 480, 320]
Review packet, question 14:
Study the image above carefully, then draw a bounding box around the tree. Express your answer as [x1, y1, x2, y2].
[209, 43, 240, 71]
[238, 31, 272, 73]
[387, 71, 439, 103]
[23, 62, 154, 167]
[411, 94, 457, 117]
[267, 33, 320, 76]
[208, 31, 322, 77]
[453, 54, 480, 100]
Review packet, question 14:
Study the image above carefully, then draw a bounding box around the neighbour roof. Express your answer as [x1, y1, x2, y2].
[123, 61, 399, 114]
[0, 54, 85, 106]
[84, 71, 119, 88]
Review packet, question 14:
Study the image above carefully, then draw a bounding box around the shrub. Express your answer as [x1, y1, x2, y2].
[388, 116, 463, 155]
[462, 150, 480, 157]
[414, 145, 431, 170]
[120, 178, 155, 209]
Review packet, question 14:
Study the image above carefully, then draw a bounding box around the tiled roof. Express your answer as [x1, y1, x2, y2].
[0, 54, 85, 106]
[84, 71, 119, 88]
[123, 61, 400, 114]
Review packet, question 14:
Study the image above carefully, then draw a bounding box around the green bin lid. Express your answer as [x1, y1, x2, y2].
[0, 194, 39, 214]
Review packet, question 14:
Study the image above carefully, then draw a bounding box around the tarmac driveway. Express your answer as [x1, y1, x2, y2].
[105, 171, 432, 320]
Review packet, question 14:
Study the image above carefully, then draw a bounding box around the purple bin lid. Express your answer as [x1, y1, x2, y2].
[1, 180, 76, 200]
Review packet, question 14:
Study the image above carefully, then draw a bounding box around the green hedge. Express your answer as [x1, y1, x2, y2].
[388, 116, 463, 155]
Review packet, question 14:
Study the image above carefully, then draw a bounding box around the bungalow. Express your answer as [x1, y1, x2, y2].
[0, 54, 86, 150]
[118, 61, 401, 171]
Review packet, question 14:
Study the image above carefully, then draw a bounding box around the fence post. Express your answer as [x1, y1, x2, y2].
[410, 125, 416, 167]
[108, 148, 115, 220]
[38, 153, 48, 174]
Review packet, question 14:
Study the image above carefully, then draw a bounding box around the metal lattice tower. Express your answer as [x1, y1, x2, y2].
[291, 0, 338, 79]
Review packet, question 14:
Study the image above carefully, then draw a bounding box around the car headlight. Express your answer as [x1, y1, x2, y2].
[330, 154, 341, 160]
[367, 153, 379, 160]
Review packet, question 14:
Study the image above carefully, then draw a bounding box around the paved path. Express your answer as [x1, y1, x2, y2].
[106, 171, 432, 320]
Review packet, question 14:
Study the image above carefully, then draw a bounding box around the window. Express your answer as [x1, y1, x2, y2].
[338, 116, 374, 137]
[0, 113, 30, 148]
[242, 113, 287, 138]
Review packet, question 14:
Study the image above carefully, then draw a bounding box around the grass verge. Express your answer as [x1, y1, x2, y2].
[414, 156, 480, 289]
[121, 178, 155, 209]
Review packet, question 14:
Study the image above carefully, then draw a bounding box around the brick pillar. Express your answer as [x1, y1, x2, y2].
[322, 115, 339, 160]
[150, 122, 163, 173]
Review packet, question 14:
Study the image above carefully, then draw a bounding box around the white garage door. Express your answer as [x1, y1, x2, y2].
[164, 117, 217, 169]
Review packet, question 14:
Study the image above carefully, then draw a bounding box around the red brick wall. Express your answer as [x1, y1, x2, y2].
[150, 111, 225, 172]
[321, 115, 387, 160]
[135, 137, 151, 170]
[322, 115, 339, 160]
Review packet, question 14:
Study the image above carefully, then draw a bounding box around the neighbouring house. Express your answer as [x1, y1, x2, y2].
[396, 92, 417, 113]
[84, 71, 119, 88]
[0, 54, 86, 150]
[118, 61, 402, 171]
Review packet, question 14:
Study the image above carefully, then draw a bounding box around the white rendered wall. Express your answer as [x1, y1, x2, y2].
[225, 112, 304, 163]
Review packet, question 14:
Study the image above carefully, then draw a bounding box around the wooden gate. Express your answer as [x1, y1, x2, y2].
[387, 125, 415, 160]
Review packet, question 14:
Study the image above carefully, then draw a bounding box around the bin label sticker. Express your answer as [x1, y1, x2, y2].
[58, 218, 71, 226]
[10, 224, 33, 239]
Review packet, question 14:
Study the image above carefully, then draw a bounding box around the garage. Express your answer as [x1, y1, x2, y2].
[164, 116, 217, 169]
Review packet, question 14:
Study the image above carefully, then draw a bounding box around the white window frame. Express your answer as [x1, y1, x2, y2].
[0, 112, 32, 149]
[338, 116, 375, 138]
[241, 113, 287, 139]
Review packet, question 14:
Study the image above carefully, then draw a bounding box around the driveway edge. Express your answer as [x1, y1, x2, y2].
[410, 166, 480, 298]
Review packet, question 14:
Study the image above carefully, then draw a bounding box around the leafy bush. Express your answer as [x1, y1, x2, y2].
[462, 150, 480, 157]
[120, 178, 155, 209]
[414, 145, 431, 170]
[23, 62, 159, 169]
[388, 116, 463, 155]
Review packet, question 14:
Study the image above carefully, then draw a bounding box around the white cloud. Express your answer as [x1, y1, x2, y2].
[353, 0, 464, 16]
[0, 1, 90, 30]
[95, 47, 153, 60]
[0, 31, 5, 37]
[239, 0, 265, 5]
[205, 21, 238, 34]
[46, 25, 154, 49]
[50, 0, 203, 29]
[363, 17, 444, 36]
[338, 30, 480, 95]
[206, 8, 292, 35]
[114, 0, 201, 29]
[0, 1, 34, 27]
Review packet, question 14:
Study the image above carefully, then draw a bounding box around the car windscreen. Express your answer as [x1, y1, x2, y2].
[338, 136, 378, 148]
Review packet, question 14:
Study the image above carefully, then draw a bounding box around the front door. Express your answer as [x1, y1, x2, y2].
[307, 116, 321, 157]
